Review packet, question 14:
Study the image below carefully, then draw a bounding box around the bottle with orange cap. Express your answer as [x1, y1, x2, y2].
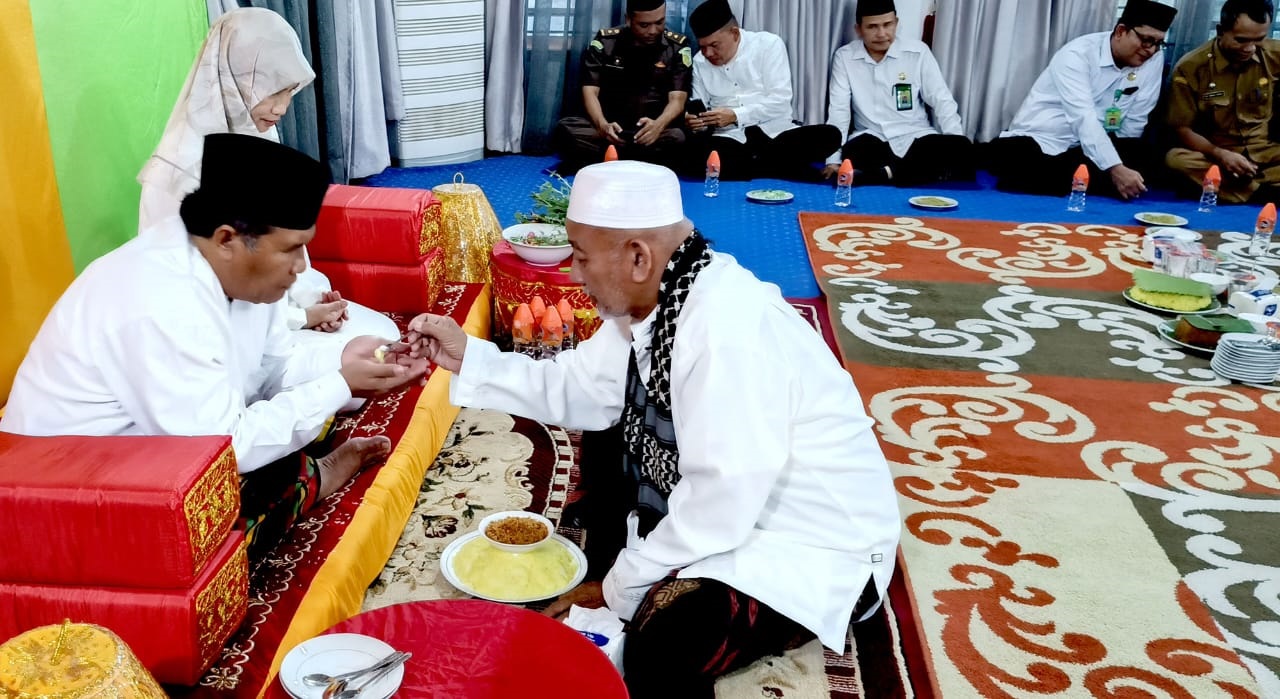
[541, 306, 564, 359]
[604, 145, 619, 162]
[512, 303, 536, 358]
[834, 159, 853, 208]
[1067, 164, 1089, 212]
[704, 150, 720, 198]
[1249, 202, 1276, 259]
[1198, 165, 1221, 213]
[555, 298, 575, 352]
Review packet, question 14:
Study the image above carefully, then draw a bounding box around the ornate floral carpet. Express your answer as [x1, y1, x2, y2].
[365, 299, 926, 698]
[799, 214, 1279, 698]
[170, 283, 483, 698]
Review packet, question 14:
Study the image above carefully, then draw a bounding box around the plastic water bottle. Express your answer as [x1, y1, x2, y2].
[704, 150, 720, 198]
[835, 159, 853, 208]
[1067, 164, 1088, 212]
[1199, 165, 1220, 214]
[1249, 202, 1276, 258]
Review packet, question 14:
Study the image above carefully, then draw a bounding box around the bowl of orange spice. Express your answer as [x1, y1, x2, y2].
[479, 511, 554, 553]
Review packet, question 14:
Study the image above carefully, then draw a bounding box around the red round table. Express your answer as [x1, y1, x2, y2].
[272, 599, 627, 698]
[489, 240, 601, 351]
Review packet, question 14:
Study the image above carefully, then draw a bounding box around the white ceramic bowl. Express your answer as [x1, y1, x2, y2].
[502, 223, 571, 266]
[479, 511, 554, 553]
[1189, 272, 1230, 295]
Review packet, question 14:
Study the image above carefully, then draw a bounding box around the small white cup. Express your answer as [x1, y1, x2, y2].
[1189, 272, 1229, 295]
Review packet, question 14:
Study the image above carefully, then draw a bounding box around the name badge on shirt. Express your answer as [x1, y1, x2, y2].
[1104, 106, 1124, 132]
[894, 83, 913, 111]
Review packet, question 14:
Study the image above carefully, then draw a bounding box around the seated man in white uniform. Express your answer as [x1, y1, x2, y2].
[988, 0, 1177, 200]
[405, 161, 901, 698]
[823, 0, 975, 186]
[683, 0, 841, 181]
[2, 134, 427, 559]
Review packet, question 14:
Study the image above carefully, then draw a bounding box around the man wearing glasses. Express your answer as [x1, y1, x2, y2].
[987, 0, 1176, 200]
[1166, 0, 1280, 203]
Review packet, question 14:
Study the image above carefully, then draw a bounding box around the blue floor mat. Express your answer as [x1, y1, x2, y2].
[363, 155, 1262, 299]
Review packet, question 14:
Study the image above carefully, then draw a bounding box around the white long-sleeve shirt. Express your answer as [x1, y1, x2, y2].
[691, 30, 799, 143]
[450, 252, 901, 651]
[1001, 31, 1164, 171]
[1, 217, 351, 474]
[825, 38, 964, 163]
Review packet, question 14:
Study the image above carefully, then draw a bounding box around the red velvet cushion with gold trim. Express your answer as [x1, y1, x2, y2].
[0, 434, 238, 589]
[310, 184, 442, 265]
[0, 532, 248, 686]
[312, 248, 445, 314]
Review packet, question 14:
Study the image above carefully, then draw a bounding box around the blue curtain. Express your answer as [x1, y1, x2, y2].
[522, 0, 692, 153]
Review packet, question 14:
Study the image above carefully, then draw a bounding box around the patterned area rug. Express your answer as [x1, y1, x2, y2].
[366, 299, 924, 698]
[799, 214, 1279, 698]
[169, 283, 482, 698]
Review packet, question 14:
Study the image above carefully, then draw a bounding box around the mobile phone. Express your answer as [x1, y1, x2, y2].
[685, 99, 707, 116]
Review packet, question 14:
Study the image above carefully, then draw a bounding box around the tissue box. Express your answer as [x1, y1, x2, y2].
[0, 533, 249, 686]
[0, 433, 239, 589]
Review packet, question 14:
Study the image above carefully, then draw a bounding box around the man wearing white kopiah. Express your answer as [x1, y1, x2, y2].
[3, 133, 427, 559]
[406, 161, 900, 697]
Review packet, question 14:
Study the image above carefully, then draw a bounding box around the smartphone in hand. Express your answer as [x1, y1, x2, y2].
[685, 99, 707, 116]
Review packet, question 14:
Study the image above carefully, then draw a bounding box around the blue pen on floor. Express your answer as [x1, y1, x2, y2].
[580, 631, 609, 646]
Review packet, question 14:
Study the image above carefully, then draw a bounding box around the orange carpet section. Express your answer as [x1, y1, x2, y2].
[800, 213, 1273, 697]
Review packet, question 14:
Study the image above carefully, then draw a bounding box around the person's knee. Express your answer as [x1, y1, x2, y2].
[1164, 147, 1205, 172]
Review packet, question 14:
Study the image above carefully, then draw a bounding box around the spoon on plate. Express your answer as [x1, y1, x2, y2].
[302, 650, 406, 688]
[322, 652, 411, 699]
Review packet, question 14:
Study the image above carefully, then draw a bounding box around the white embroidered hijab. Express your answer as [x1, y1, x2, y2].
[137, 7, 315, 201]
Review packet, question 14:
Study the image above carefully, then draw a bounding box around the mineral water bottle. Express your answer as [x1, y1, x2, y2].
[704, 150, 721, 198]
[835, 159, 853, 208]
[1067, 164, 1088, 212]
[1249, 202, 1276, 258]
[1199, 164, 1220, 213]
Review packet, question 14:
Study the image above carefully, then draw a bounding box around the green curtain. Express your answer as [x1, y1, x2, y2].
[30, 0, 208, 271]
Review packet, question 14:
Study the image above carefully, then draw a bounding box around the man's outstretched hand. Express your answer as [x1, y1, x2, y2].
[406, 313, 469, 373]
[340, 335, 429, 395]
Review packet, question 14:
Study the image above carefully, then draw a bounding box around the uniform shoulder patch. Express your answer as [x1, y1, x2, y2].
[679, 46, 692, 67]
[590, 39, 604, 51]
[665, 30, 687, 45]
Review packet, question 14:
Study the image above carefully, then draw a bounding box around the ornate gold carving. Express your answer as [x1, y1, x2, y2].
[183, 447, 240, 575]
[419, 202, 443, 256]
[0, 623, 165, 698]
[195, 542, 249, 667]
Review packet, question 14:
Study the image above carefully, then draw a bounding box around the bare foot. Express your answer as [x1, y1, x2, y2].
[316, 436, 392, 499]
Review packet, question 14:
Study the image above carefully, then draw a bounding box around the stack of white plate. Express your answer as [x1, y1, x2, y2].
[1211, 333, 1280, 384]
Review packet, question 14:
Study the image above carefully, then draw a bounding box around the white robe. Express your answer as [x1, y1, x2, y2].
[0, 218, 352, 474]
[450, 252, 902, 651]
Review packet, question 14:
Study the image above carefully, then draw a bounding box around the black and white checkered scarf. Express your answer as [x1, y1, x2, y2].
[620, 230, 712, 536]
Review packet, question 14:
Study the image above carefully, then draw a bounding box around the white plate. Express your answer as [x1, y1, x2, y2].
[1134, 212, 1190, 227]
[440, 531, 587, 604]
[279, 633, 403, 699]
[908, 195, 959, 211]
[1156, 320, 1215, 356]
[1144, 226, 1202, 241]
[1122, 287, 1222, 316]
[745, 189, 794, 204]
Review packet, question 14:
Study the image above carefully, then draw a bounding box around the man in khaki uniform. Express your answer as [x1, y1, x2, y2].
[1167, 0, 1280, 203]
[552, 0, 691, 175]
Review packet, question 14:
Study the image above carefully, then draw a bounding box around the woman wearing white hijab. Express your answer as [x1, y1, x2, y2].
[138, 7, 398, 346]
